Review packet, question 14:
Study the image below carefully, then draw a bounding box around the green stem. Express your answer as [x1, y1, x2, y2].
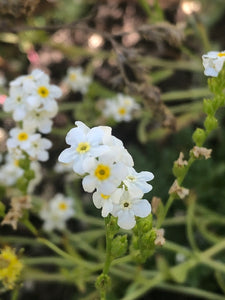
[23, 256, 72, 266]
[161, 88, 211, 102]
[103, 218, 113, 275]
[11, 289, 19, 300]
[22, 268, 74, 283]
[157, 282, 225, 300]
[162, 240, 191, 257]
[37, 237, 102, 271]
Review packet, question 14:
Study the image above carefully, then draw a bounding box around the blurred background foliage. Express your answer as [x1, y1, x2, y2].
[0, 0, 225, 299]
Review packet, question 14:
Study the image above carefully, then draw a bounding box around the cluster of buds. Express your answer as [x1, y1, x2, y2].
[58, 121, 154, 230]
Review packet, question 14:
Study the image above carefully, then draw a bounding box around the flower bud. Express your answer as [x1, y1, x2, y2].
[95, 274, 111, 292]
[111, 235, 128, 258]
[24, 169, 35, 181]
[203, 99, 215, 116]
[204, 115, 218, 132]
[192, 128, 206, 146]
[16, 177, 28, 193]
[18, 158, 30, 170]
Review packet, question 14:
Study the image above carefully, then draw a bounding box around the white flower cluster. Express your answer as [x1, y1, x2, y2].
[58, 121, 153, 230]
[40, 193, 75, 231]
[202, 51, 225, 77]
[3, 69, 62, 162]
[64, 67, 92, 94]
[0, 154, 41, 192]
[102, 93, 140, 122]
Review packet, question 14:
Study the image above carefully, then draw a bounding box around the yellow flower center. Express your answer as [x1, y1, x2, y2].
[37, 86, 49, 98]
[69, 73, 77, 81]
[58, 202, 67, 210]
[217, 52, 225, 57]
[101, 193, 110, 200]
[94, 164, 110, 180]
[0, 247, 23, 290]
[17, 132, 28, 141]
[76, 142, 90, 154]
[14, 160, 19, 167]
[118, 107, 126, 115]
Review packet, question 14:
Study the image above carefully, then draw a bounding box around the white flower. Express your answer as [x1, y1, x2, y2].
[0, 155, 24, 186]
[82, 152, 128, 194]
[23, 106, 58, 134]
[23, 134, 52, 161]
[10, 69, 48, 92]
[64, 67, 91, 94]
[112, 189, 151, 230]
[7, 127, 35, 151]
[40, 194, 75, 232]
[49, 194, 74, 219]
[202, 51, 225, 77]
[58, 121, 109, 175]
[123, 167, 154, 197]
[3, 87, 28, 121]
[92, 188, 123, 217]
[102, 94, 140, 122]
[26, 79, 61, 110]
[103, 134, 134, 167]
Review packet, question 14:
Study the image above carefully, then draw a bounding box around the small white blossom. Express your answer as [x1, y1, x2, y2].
[40, 194, 75, 232]
[112, 189, 151, 230]
[123, 167, 154, 197]
[58, 121, 109, 175]
[202, 51, 225, 77]
[10, 69, 48, 92]
[82, 152, 128, 194]
[22, 134, 52, 162]
[93, 188, 123, 217]
[23, 107, 58, 134]
[64, 67, 91, 94]
[0, 155, 24, 186]
[3, 87, 28, 121]
[26, 80, 61, 111]
[7, 127, 35, 151]
[102, 93, 140, 122]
